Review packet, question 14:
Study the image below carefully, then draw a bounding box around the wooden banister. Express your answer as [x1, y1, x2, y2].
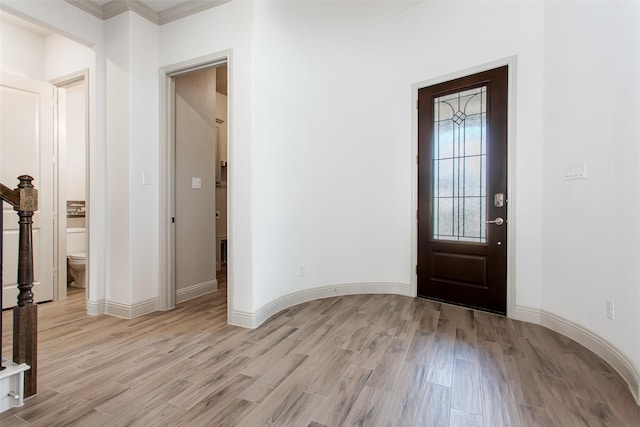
[0, 176, 38, 397]
[0, 182, 20, 207]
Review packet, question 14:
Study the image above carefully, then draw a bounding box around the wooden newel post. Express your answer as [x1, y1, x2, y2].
[13, 175, 38, 398]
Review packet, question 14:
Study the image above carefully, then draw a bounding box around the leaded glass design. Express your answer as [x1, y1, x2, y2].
[432, 86, 487, 243]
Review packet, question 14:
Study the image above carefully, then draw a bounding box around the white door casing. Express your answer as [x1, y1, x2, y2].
[1, 72, 54, 308]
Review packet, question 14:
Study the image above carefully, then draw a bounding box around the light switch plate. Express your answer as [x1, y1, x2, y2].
[192, 177, 202, 189]
[563, 163, 587, 181]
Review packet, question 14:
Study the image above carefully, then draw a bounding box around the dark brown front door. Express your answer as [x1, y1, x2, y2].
[417, 66, 508, 314]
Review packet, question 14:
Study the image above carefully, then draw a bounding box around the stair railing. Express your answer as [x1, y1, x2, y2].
[0, 176, 38, 397]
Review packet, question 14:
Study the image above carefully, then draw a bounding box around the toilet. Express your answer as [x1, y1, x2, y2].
[66, 228, 86, 288]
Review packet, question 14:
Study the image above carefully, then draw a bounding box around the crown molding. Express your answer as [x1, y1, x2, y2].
[65, 0, 231, 26]
[65, 0, 104, 20]
[103, 0, 158, 24]
[158, 0, 230, 25]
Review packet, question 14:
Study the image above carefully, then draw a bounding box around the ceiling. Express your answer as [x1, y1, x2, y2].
[66, 0, 230, 25]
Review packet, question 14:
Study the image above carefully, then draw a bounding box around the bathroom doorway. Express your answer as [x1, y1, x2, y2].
[53, 72, 89, 304]
[159, 54, 229, 313]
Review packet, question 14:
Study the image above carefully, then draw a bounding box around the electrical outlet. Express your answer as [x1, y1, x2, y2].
[298, 264, 305, 277]
[606, 300, 615, 320]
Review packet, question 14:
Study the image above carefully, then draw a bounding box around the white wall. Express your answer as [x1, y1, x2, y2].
[542, 0, 640, 391]
[104, 12, 132, 306]
[0, 19, 45, 80]
[44, 33, 94, 81]
[103, 11, 161, 308]
[129, 12, 160, 306]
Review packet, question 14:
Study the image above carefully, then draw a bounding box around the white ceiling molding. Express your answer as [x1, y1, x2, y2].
[64, 0, 231, 25]
[102, 0, 158, 24]
[158, 0, 230, 25]
[65, 0, 104, 20]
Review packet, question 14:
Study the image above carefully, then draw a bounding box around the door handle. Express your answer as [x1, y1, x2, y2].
[486, 217, 505, 226]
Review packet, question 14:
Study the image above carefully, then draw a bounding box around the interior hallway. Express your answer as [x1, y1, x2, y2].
[2, 287, 640, 426]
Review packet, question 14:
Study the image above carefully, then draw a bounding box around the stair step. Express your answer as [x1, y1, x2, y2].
[0, 360, 30, 413]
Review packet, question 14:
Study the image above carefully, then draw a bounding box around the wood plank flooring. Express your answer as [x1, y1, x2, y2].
[2, 283, 640, 426]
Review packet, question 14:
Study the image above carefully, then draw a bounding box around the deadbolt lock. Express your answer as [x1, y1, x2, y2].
[494, 193, 505, 207]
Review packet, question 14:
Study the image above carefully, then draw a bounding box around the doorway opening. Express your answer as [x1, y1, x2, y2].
[52, 72, 90, 306]
[160, 54, 230, 314]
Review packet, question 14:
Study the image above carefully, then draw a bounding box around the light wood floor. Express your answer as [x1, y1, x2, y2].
[2, 283, 640, 426]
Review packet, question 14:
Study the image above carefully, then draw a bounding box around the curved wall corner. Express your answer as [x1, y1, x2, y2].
[228, 282, 411, 329]
[514, 305, 640, 406]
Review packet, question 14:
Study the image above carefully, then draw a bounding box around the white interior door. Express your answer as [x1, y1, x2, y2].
[1, 72, 54, 308]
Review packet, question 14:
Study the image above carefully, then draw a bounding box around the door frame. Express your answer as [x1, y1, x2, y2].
[411, 56, 518, 317]
[51, 69, 90, 303]
[159, 50, 231, 313]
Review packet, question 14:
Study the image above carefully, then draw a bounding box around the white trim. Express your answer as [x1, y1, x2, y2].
[86, 298, 159, 318]
[158, 0, 231, 25]
[52, 84, 66, 303]
[158, 71, 175, 311]
[0, 362, 29, 412]
[410, 56, 518, 315]
[513, 305, 640, 405]
[102, 0, 156, 24]
[64, 0, 103, 20]
[107, 298, 159, 319]
[505, 60, 518, 318]
[175, 279, 218, 304]
[228, 282, 411, 329]
[86, 299, 104, 316]
[65, 0, 231, 26]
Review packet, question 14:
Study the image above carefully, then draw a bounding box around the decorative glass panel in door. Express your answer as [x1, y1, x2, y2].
[432, 86, 487, 243]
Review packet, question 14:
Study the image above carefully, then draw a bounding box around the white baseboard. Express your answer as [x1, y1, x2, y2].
[87, 279, 218, 318]
[228, 282, 411, 329]
[86, 299, 104, 316]
[86, 298, 159, 319]
[513, 305, 640, 405]
[176, 279, 218, 304]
